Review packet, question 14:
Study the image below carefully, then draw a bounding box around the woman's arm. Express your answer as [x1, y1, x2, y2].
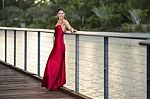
[53, 35, 55, 45]
[64, 19, 77, 32]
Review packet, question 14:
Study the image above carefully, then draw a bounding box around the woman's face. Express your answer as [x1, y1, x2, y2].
[57, 10, 65, 20]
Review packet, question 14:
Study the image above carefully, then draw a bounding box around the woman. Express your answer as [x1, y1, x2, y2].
[41, 7, 77, 91]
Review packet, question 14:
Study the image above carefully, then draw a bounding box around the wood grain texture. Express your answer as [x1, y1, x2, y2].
[0, 63, 77, 99]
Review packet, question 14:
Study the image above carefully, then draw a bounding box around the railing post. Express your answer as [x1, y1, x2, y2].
[14, 30, 16, 66]
[24, 31, 27, 71]
[37, 31, 40, 76]
[147, 46, 150, 98]
[139, 40, 150, 99]
[104, 37, 109, 99]
[5, 30, 7, 62]
[75, 34, 79, 92]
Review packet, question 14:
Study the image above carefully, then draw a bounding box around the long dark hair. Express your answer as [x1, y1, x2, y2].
[56, 7, 65, 14]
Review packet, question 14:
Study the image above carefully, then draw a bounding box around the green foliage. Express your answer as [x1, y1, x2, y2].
[122, 24, 150, 32]
[0, 6, 23, 27]
[86, 14, 122, 31]
[127, 9, 148, 25]
[0, 0, 150, 32]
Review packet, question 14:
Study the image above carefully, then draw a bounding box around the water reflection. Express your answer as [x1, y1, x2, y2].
[0, 30, 146, 99]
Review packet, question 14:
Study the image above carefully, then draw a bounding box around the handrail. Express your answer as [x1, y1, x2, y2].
[0, 26, 150, 39]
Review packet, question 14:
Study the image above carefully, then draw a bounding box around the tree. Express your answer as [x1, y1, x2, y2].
[15, 0, 36, 10]
[127, 9, 147, 25]
[0, 6, 23, 26]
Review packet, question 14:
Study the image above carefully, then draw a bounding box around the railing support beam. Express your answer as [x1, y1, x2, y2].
[24, 31, 27, 71]
[104, 37, 109, 99]
[14, 30, 16, 66]
[5, 30, 7, 62]
[75, 34, 79, 92]
[37, 31, 40, 76]
[147, 46, 150, 98]
[139, 40, 150, 99]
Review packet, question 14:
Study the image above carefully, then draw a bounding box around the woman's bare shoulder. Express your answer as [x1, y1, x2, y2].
[63, 19, 69, 24]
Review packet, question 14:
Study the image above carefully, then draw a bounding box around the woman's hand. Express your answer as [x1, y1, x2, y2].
[72, 30, 77, 33]
[73, 29, 77, 32]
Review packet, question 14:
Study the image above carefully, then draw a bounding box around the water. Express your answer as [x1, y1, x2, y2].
[0, 30, 147, 99]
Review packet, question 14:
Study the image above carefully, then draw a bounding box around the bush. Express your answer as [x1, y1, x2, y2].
[122, 24, 150, 32]
[86, 14, 122, 31]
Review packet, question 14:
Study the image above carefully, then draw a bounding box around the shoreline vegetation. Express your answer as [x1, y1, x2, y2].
[0, 0, 150, 32]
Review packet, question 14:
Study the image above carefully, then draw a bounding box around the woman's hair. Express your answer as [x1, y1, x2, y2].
[56, 7, 65, 14]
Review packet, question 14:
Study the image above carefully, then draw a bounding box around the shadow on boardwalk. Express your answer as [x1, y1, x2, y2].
[0, 62, 90, 99]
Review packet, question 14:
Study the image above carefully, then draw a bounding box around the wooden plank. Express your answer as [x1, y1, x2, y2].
[0, 63, 78, 99]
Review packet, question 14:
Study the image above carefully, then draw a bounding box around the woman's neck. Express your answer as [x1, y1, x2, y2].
[57, 19, 64, 25]
[58, 19, 64, 23]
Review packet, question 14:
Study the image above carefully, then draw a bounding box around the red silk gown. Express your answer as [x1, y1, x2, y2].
[41, 25, 66, 90]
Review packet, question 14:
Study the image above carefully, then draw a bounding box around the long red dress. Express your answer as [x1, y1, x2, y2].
[41, 25, 66, 90]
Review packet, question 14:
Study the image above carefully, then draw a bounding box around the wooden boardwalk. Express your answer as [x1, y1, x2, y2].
[0, 62, 90, 99]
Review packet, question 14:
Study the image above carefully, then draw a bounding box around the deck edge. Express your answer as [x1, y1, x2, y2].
[0, 60, 92, 99]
